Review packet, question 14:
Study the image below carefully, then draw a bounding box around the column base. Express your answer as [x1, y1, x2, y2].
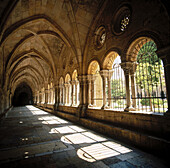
[101, 105, 108, 109]
[124, 106, 136, 112]
[77, 104, 88, 118]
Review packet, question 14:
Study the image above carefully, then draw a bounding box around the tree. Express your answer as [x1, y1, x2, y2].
[135, 41, 166, 111]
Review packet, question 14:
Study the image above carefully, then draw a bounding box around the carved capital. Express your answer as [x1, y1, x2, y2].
[120, 62, 137, 75]
[99, 70, 108, 78]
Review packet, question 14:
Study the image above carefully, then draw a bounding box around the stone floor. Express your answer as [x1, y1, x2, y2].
[0, 106, 168, 168]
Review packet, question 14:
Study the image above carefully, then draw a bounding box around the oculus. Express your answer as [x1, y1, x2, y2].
[94, 26, 106, 50]
[112, 5, 131, 35]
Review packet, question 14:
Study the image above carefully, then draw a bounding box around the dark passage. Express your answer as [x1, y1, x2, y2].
[12, 83, 33, 106]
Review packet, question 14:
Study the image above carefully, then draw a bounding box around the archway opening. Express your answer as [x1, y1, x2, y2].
[12, 83, 33, 106]
[127, 37, 167, 113]
[88, 60, 103, 108]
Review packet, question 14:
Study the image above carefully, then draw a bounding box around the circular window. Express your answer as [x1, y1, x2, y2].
[112, 5, 131, 35]
[120, 14, 130, 32]
[94, 26, 106, 50]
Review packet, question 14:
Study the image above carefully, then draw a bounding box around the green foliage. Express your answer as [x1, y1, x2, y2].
[140, 99, 150, 106]
[111, 79, 126, 98]
[140, 98, 167, 107]
[136, 41, 165, 93]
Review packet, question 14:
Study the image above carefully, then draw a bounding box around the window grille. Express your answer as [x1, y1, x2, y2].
[134, 41, 167, 113]
[108, 61, 126, 110]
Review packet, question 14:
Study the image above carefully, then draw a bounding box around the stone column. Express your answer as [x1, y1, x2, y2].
[59, 85, 61, 104]
[107, 70, 113, 108]
[130, 63, 137, 109]
[77, 75, 88, 118]
[37, 91, 39, 103]
[64, 84, 67, 105]
[44, 89, 48, 107]
[52, 88, 55, 104]
[87, 75, 92, 106]
[54, 84, 59, 110]
[157, 46, 170, 116]
[75, 81, 78, 105]
[62, 86, 64, 104]
[71, 81, 75, 106]
[90, 75, 96, 106]
[0, 89, 4, 114]
[120, 62, 134, 112]
[45, 89, 48, 104]
[67, 84, 70, 105]
[100, 70, 108, 109]
[9, 90, 12, 107]
[39, 91, 42, 104]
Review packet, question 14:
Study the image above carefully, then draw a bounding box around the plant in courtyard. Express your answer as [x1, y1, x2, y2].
[136, 41, 166, 111]
[111, 79, 126, 98]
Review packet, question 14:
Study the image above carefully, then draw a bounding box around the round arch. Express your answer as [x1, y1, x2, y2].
[126, 37, 154, 62]
[65, 73, 71, 83]
[72, 70, 78, 81]
[103, 51, 119, 70]
[88, 60, 100, 75]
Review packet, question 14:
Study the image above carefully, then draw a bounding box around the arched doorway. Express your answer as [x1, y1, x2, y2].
[12, 83, 33, 106]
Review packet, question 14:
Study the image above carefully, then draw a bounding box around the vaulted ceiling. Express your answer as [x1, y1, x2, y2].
[0, 0, 104, 95]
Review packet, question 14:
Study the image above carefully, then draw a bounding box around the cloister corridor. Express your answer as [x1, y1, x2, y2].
[0, 106, 168, 168]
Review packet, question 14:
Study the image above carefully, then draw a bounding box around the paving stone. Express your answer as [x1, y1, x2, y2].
[93, 161, 110, 168]
[110, 161, 137, 168]
[0, 106, 168, 168]
[102, 157, 121, 166]
[116, 151, 140, 161]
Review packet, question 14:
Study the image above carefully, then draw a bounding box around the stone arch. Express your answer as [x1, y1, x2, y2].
[126, 37, 154, 62]
[65, 73, 71, 83]
[88, 60, 100, 75]
[103, 51, 119, 70]
[72, 70, 78, 81]
[59, 77, 64, 105]
[87, 60, 103, 108]
[59, 77, 64, 85]
[65, 73, 72, 106]
[72, 69, 80, 106]
[126, 36, 167, 112]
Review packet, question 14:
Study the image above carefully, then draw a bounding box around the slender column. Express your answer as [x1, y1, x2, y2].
[100, 70, 108, 109]
[39, 91, 41, 103]
[37, 91, 40, 103]
[157, 46, 170, 115]
[52, 88, 55, 104]
[9, 91, 12, 107]
[78, 75, 88, 118]
[59, 85, 63, 104]
[75, 82, 78, 105]
[67, 84, 70, 105]
[45, 89, 48, 104]
[90, 75, 97, 106]
[87, 75, 92, 106]
[0, 89, 4, 113]
[54, 84, 59, 110]
[61, 86, 63, 104]
[130, 73, 136, 109]
[71, 81, 74, 106]
[62, 86, 64, 104]
[64, 84, 67, 105]
[107, 70, 113, 108]
[129, 63, 137, 109]
[120, 62, 132, 111]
